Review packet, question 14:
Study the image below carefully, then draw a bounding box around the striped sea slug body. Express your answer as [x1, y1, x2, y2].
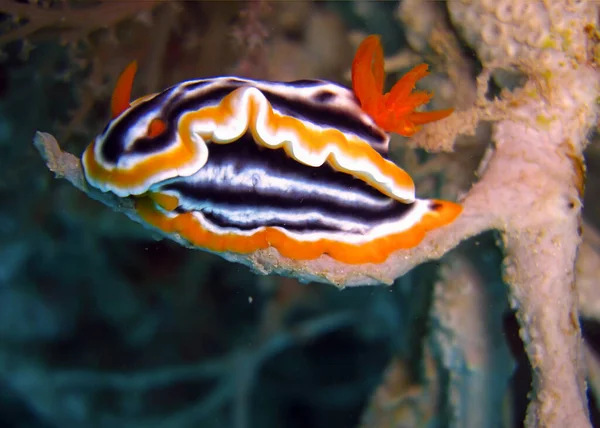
[82, 35, 462, 265]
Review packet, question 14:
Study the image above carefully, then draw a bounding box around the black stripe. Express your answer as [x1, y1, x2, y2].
[285, 79, 329, 88]
[313, 90, 337, 103]
[100, 78, 388, 165]
[172, 81, 388, 148]
[99, 84, 237, 164]
[160, 133, 414, 233]
[126, 86, 241, 161]
[260, 88, 387, 150]
[199, 209, 345, 233]
[99, 88, 176, 164]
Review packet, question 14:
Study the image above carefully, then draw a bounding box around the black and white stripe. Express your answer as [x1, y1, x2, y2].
[97, 77, 389, 167]
[152, 133, 430, 242]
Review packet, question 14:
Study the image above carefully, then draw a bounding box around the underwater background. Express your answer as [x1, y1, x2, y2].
[1, 1, 600, 427]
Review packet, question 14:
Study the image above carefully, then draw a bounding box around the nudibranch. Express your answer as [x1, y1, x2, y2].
[82, 35, 461, 265]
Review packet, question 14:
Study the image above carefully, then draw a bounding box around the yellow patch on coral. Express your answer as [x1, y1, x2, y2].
[525, 88, 540, 100]
[540, 69, 553, 83]
[535, 114, 556, 128]
[559, 29, 573, 51]
[541, 36, 557, 50]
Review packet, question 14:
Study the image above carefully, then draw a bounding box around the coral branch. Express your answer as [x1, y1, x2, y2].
[576, 222, 600, 319]
[1, 309, 353, 427]
[430, 253, 513, 427]
[0, 0, 162, 44]
[445, 0, 600, 426]
[33, 132, 143, 228]
[504, 228, 587, 426]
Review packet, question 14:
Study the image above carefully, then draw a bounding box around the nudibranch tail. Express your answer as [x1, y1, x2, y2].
[352, 35, 453, 136]
[111, 60, 137, 119]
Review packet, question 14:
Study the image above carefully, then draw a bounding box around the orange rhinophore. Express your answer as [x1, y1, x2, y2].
[111, 60, 137, 119]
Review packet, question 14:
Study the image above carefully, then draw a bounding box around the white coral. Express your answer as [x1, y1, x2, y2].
[445, 1, 600, 426]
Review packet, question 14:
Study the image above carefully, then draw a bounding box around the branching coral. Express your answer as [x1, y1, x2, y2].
[0, 0, 161, 45]
[31, 0, 600, 426]
[0, 309, 355, 427]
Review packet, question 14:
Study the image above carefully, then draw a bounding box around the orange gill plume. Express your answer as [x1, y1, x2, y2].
[351, 35, 453, 136]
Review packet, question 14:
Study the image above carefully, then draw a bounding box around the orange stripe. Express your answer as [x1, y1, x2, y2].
[82, 134, 198, 192]
[180, 89, 414, 201]
[148, 192, 179, 211]
[135, 197, 462, 265]
[84, 87, 415, 201]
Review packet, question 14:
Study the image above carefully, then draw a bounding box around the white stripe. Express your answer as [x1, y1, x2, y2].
[162, 198, 432, 245]
[163, 163, 393, 209]
[91, 79, 402, 199]
[186, 88, 415, 202]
